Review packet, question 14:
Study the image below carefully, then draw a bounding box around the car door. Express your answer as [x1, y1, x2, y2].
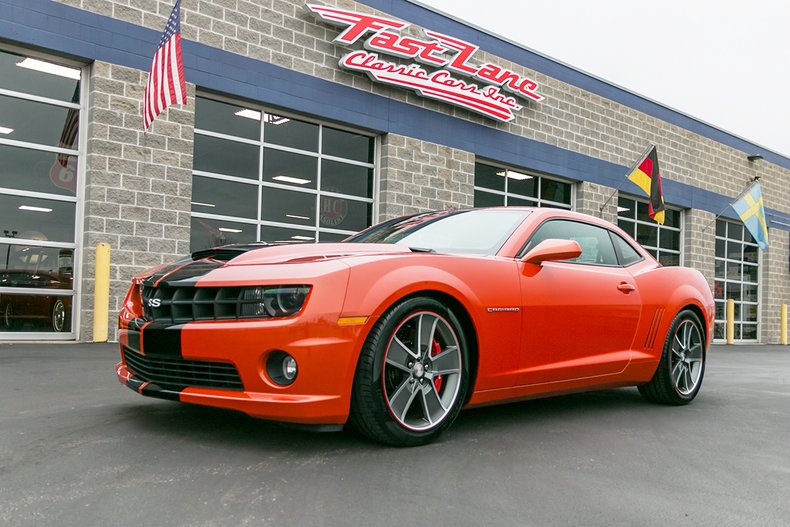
[516, 219, 642, 385]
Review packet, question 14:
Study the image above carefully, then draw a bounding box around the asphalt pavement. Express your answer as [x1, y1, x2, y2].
[1, 342, 789, 526]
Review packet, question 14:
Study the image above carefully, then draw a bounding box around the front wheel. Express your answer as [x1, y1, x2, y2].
[350, 297, 470, 446]
[639, 309, 706, 405]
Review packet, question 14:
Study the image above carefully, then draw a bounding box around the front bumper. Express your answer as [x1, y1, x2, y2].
[117, 317, 369, 425]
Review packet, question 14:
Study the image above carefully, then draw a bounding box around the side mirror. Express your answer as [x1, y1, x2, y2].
[522, 239, 582, 265]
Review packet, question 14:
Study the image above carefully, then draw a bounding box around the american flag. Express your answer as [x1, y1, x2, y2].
[142, 0, 186, 131]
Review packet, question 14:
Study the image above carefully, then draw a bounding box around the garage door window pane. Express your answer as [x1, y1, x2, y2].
[194, 135, 258, 179]
[190, 217, 256, 249]
[260, 224, 316, 244]
[0, 195, 75, 243]
[474, 164, 505, 192]
[474, 190, 504, 207]
[263, 149, 318, 189]
[0, 51, 80, 102]
[264, 117, 318, 152]
[541, 178, 570, 205]
[509, 196, 538, 207]
[509, 172, 536, 198]
[474, 162, 569, 209]
[0, 292, 72, 332]
[323, 127, 373, 163]
[192, 176, 257, 220]
[0, 144, 77, 197]
[319, 196, 370, 232]
[262, 188, 316, 226]
[321, 160, 372, 198]
[194, 97, 260, 140]
[0, 95, 79, 148]
[319, 231, 348, 242]
[1, 245, 73, 288]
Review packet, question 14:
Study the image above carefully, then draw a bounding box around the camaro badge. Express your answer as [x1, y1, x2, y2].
[487, 307, 520, 313]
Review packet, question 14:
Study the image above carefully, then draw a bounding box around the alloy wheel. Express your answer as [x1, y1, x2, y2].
[382, 311, 463, 431]
[671, 319, 703, 396]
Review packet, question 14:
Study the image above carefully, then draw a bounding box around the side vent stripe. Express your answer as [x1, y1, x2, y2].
[644, 308, 665, 349]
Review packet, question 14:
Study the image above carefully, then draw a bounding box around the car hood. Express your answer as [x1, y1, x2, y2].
[224, 243, 413, 266]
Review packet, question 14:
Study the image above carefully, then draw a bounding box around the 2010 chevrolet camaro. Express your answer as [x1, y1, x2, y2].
[117, 207, 714, 446]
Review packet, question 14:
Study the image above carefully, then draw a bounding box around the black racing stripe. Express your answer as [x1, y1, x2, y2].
[141, 322, 184, 358]
[143, 256, 192, 286]
[155, 259, 225, 286]
[140, 382, 182, 402]
[126, 375, 147, 392]
[126, 318, 145, 353]
[124, 376, 182, 402]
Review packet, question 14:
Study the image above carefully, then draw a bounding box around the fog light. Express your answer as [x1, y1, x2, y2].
[266, 350, 298, 386]
[283, 355, 297, 381]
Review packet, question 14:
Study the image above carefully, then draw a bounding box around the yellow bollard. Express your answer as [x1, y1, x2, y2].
[726, 298, 735, 344]
[93, 243, 111, 342]
[782, 304, 788, 346]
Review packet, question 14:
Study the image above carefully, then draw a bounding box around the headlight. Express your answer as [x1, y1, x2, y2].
[240, 285, 310, 318]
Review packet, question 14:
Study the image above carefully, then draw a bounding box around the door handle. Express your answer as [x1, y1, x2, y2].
[617, 282, 636, 293]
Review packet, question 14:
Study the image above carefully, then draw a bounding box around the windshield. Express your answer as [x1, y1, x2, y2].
[345, 209, 530, 255]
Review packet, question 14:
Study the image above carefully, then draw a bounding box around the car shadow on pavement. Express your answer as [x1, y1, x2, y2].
[114, 386, 650, 450]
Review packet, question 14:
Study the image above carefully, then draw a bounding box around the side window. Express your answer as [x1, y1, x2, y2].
[611, 233, 643, 266]
[527, 220, 618, 266]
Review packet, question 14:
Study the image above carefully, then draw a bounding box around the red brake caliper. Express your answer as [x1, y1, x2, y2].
[431, 339, 443, 392]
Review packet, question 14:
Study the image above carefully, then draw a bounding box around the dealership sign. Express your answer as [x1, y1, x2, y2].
[307, 5, 543, 122]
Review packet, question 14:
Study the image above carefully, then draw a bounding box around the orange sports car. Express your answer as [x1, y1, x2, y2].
[117, 207, 714, 446]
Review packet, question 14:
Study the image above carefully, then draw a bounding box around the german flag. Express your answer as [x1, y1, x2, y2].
[627, 145, 665, 224]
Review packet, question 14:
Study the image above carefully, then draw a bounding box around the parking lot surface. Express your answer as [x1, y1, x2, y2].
[1, 342, 789, 526]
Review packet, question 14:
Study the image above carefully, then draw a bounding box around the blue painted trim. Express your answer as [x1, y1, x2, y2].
[1, 0, 789, 231]
[358, 0, 790, 170]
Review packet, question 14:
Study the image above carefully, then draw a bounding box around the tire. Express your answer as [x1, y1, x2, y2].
[51, 299, 67, 332]
[1, 303, 12, 330]
[639, 309, 705, 405]
[350, 297, 470, 446]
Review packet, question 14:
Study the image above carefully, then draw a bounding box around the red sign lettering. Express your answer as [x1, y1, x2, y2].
[307, 4, 543, 122]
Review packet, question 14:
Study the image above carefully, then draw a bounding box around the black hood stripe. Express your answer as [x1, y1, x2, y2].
[156, 259, 225, 286]
[148, 258, 225, 287]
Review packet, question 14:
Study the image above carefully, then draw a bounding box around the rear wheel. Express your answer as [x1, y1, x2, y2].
[639, 309, 705, 405]
[51, 299, 66, 332]
[350, 297, 470, 446]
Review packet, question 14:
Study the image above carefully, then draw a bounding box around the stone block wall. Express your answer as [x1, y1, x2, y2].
[81, 61, 195, 341]
[379, 134, 474, 220]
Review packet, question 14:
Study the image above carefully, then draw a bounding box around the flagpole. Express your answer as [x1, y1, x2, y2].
[701, 179, 759, 232]
[599, 143, 655, 215]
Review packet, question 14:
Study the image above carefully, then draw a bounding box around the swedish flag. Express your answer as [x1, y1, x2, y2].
[731, 183, 769, 250]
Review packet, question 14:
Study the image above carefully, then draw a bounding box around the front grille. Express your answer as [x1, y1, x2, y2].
[123, 347, 244, 391]
[142, 285, 253, 324]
